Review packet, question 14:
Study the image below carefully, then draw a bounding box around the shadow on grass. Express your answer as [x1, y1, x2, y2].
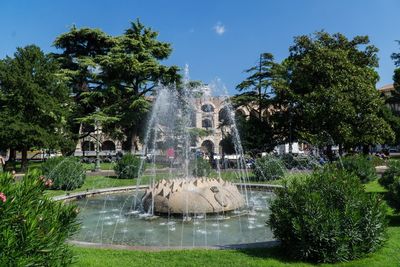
[388, 214, 400, 227]
[237, 246, 308, 265]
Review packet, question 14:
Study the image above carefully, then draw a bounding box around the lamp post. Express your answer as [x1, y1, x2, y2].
[288, 102, 294, 154]
[94, 108, 101, 172]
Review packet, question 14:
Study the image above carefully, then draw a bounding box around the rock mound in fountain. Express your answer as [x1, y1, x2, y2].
[141, 178, 245, 214]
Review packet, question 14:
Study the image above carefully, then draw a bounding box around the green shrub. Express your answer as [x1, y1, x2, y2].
[339, 154, 377, 183]
[114, 153, 142, 179]
[386, 176, 400, 212]
[369, 155, 386, 167]
[268, 166, 387, 263]
[0, 171, 79, 266]
[190, 157, 212, 177]
[281, 154, 320, 170]
[379, 160, 400, 189]
[252, 156, 286, 181]
[41, 156, 86, 190]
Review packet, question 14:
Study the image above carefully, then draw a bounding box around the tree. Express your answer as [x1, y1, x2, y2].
[54, 20, 180, 152]
[232, 53, 278, 152]
[383, 42, 400, 145]
[0, 45, 70, 170]
[97, 20, 180, 151]
[391, 40, 400, 95]
[275, 31, 394, 159]
[53, 26, 115, 144]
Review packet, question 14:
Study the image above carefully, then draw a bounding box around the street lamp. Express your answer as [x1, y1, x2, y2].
[93, 107, 101, 172]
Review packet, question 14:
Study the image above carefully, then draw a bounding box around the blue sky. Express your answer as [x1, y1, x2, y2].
[1, 0, 399, 94]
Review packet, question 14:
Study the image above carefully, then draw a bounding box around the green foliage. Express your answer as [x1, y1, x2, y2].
[0, 45, 71, 167]
[368, 154, 386, 167]
[41, 156, 86, 190]
[233, 53, 279, 152]
[114, 153, 142, 179]
[236, 116, 276, 153]
[274, 32, 394, 156]
[252, 156, 286, 181]
[379, 159, 400, 189]
[0, 171, 79, 266]
[190, 157, 212, 177]
[280, 154, 320, 170]
[391, 40, 400, 98]
[268, 167, 387, 263]
[339, 154, 378, 183]
[385, 176, 400, 212]
[54, 20, 180, 152]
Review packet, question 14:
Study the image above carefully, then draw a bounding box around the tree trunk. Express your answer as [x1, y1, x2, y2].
[130, 132, 139, 154]
[8, 149, 16, 170]
[362, 145, 370, 155]
[9, 149, 16, 162]
[326, 145, 333, 162]
[338, 144, 343, 156]
[21, 148, 28, 172]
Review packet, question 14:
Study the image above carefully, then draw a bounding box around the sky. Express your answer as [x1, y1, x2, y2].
[0, 0, 399, 94]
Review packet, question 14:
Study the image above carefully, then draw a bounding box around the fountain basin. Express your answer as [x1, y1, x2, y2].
[70, 186, 279, 248]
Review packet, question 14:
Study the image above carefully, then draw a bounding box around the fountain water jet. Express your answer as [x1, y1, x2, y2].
[136, 72, 246, 215]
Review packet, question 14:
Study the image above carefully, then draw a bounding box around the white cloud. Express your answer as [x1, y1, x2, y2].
[213, 22, 226, 36]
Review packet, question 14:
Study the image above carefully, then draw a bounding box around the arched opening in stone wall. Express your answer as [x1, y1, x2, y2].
[218, 106, 232, 125]
[201, 103, 214, 113]
[235, 109, 246, 120]
[201, 140, 215, 155]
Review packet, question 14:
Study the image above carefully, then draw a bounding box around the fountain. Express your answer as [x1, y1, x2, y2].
[71, 68, 278, 248]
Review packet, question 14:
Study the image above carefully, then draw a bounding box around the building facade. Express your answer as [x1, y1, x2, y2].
[73, 94, 267, 157]
[378, 84, 400, 113]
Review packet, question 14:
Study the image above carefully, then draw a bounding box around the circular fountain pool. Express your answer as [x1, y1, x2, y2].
[72, 189, 275, 248]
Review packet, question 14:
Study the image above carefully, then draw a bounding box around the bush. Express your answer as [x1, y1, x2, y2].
[114, 153, 142, 179]
[252, 156, 286, 181]
[190, 157, 212, 177]
[369, 155, 386, 167]
[41, 156, 86, 190]
[281, 154, 320, 170]
[0, 171, 79, 266]
[339, 154, 377, 183]
[386, 176, 400, 212]
[268, 167, 387, 263]
[379, 159, 400, 189]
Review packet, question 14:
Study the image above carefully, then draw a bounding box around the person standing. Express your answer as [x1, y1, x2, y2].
[0, 155, 5, 172]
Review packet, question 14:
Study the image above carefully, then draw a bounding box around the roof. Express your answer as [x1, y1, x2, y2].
[378, 84, 394, 92]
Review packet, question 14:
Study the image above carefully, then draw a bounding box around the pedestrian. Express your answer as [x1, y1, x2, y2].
[0, 155, 5, 172]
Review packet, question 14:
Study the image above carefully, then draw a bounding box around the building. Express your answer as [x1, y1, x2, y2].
[378, 84, 400, 114]
[74, 93, 275, 157]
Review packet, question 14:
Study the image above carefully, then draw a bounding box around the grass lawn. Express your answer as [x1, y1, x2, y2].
[71, 226, 400, 267]
[364, 179, 387, 193]
[45, 175, 135, 197]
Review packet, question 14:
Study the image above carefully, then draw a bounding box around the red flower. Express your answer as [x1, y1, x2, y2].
[0, 192, 6, 203]
[45, 179, 53, 187]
